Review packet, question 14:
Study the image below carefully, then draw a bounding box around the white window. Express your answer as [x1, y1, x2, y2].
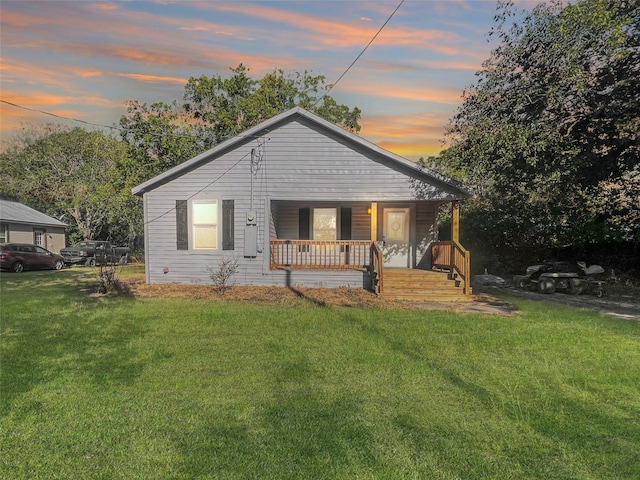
[313, 208, 337, 241]
[0, 223, 7, 243]
[34, 229, 45, 247]
[192, 200, 218, 249]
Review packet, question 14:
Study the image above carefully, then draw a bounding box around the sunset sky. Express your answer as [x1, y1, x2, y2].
[0, 0, 530, 160]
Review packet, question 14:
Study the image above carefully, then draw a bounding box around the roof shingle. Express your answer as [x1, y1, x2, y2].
[0, 199, 67, 227]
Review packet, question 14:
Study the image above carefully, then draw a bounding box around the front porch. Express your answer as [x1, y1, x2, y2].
[267, 200, 471, 299]
[269, 238, 471, 299]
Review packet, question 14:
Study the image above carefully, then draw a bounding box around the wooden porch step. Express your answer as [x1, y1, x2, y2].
[383, 289, 471, 302]
[383, 279, 461, 288]
[381, 268, 472, 302]
[383, 291, 472, 302]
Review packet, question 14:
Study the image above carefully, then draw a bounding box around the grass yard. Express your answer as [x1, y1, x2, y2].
[1, 266, 639, 479]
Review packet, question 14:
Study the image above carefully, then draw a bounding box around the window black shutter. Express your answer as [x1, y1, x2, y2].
[176, 200, 188, 250]
[299, 208, 310, 240]
[340, 207, 352, 240]
[222, 200, 234, 250]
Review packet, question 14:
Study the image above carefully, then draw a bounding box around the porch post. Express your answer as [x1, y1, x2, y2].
[452, 200, 460, 243]
[370, 202, 378, 242]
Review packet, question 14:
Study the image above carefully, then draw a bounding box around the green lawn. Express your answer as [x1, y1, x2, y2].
[1, 267, 639, 479]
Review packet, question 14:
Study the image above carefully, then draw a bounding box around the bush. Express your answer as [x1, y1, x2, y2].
[95, 262, 124, 294]
[207, 256, 239, 293]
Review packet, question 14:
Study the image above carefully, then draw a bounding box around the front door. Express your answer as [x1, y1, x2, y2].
[34, 229, 45, 248]
[382, 208, 410, 267]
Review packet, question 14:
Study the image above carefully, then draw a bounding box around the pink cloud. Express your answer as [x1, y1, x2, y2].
[2, 90, 120, 111]
[0, 60, 77, 90]
[341, 79, 464, 106]
[74, 69, 106, 79]
[0, 0, 488, 149]
[0, 100, 97, 145]
[2, 5, 299, 75]
[195, 2, 468, 56]
[116, 73, 188, 85]
[91, 3, 120, 12]
[3, 92, 69, 106]
[360, 112, 451, 159]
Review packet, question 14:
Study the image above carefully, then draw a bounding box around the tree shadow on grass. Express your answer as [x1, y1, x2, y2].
[284, 268, 329, 308]
[288, 285, 329, 308]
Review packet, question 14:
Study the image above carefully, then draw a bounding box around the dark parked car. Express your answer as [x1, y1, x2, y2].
[0, 243, 65, 273]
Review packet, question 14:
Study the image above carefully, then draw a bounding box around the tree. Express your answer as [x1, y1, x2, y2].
[0, 126, 128, 243]
[433, 0, 639, 271]
[119, 64, 362, 187]
[116, 65, 361, 248]
[183, 64, 361, 137]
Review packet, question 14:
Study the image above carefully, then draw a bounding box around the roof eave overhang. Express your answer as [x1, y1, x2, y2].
[1, 219, 67, 228]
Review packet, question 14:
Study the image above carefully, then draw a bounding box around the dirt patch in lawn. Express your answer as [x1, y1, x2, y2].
[120, 272, 640, 319]
[129, 279, 518, 316]
[132, 282, 387, 309]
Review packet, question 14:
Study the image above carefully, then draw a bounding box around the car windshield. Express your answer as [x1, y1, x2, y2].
[77, 242, 96, 247]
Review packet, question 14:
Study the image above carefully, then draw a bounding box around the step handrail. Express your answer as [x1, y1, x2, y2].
[432, 240, 472, 295]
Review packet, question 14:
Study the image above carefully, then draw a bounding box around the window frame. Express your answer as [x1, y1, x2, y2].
[0, 223, 8, 243]
[33, 229, 45, 248]
[191, 199, 219, 250]
[312, 207, 338, 241]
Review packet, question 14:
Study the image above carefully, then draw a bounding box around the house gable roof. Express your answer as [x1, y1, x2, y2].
[0, 199, 67, 227]
[132, 106, 470, 198]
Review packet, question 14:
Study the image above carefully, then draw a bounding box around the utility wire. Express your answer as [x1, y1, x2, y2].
[1, 98, 269, 145]
[144, 146, 254, 226]
[0, 99, 119, 131]
[3, 0, 405, 219]
[3, 0, 404, 128]
[315, 0, 404, 107]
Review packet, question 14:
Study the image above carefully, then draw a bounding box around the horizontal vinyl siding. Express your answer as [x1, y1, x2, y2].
[146, 243, 372, 289]
[260, 122, 449, 201]
[273, 201, 371, 241]
[143, 119, 442, 285]
[149, 261, 371, 289]
[144, 149, 256, 284]
[45, 230, 66, 254]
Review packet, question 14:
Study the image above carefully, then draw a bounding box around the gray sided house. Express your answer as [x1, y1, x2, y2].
[133, 107, 472, 300]
[0, 199, 67, 253]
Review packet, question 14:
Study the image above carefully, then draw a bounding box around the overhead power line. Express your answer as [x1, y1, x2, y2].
[2, 0, 405, 133]
[316, 0, 405, 106]
[1, 98, 264, 144]
[0, 99, 119, 131]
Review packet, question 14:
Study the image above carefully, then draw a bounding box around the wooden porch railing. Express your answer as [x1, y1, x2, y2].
[270, 239, 469, 296]
[270, 240, 372, 270]
[431, 240, 472, 295]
